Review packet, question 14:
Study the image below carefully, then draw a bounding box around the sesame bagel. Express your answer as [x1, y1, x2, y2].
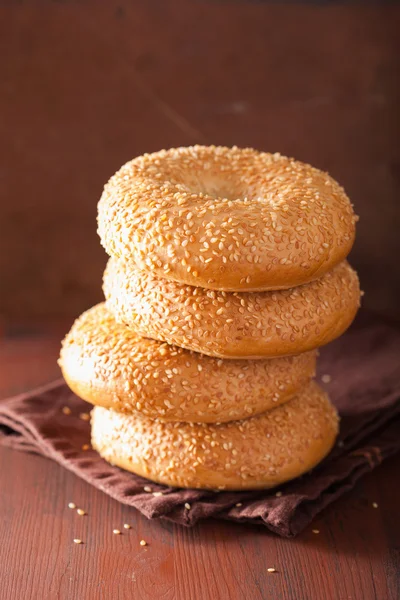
[97, 146, 356, 292]
[59, 303, 316, 423]
[91, 381, 338, 491]
[104, 259, 360, 359]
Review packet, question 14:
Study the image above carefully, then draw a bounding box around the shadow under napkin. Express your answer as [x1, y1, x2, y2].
[1, 311, 399, 537]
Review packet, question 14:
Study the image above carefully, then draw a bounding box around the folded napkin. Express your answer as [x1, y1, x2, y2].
[1, 311, 399, 537]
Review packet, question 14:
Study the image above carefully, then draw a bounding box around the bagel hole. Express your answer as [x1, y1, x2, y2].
[183, 174, 244, 202]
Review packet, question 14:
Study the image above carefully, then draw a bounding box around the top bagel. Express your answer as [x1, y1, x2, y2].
[97, 146, 357, 291]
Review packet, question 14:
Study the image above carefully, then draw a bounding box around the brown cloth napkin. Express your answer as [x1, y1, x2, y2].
[1, 311, 399, 537]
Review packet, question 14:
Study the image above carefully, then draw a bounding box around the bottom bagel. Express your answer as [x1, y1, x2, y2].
[91, 381, 338, 491]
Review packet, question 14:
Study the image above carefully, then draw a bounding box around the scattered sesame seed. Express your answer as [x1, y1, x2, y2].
[184, 503, 191, 510]
[68, 502, 76, 509]
[73, 539, 83, 544]
[82, 444, 90, 451]
[79, 413, 90, 422]
[143, 486, 152, 493]
[152, 492, 163, 497]
[123, 524, 131, 529]
[62, 406, 71, 415]
[312, 529, 320, 534]
[113, 529, 121, 535]
[140, 539, 147, 546]
[235, 503, 242, 507]
[267, 568, 277, 573]
[321, 374, 332, 384]
[77, 509, 86, 516]
[275, 491, 283, 498]
[372, 502, 378, 509]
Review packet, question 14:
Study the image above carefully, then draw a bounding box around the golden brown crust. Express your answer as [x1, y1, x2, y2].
[104, 260, 360, 359]
[91, 382, 338, 490]
[97, 146, 356, 292]
[59, 303, 316, 423]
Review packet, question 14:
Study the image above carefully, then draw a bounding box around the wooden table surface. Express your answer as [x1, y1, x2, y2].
[0, 331, 399, 600]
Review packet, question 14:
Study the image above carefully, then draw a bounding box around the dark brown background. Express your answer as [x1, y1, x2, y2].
[1, 0, 399, 324]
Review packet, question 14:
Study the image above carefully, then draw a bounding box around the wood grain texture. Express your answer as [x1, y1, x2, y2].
[0, 333, 399, 600]
[0, 0, 399, 322]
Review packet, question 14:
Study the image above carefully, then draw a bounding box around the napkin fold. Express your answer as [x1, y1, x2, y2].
[1, 311, 399, 537]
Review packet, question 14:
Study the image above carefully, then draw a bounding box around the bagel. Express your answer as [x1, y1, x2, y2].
[59, 303, 316, 423]
[97, 146, 356, 291]
[103, 259, 360, 359]
[91, 381, 338, 490]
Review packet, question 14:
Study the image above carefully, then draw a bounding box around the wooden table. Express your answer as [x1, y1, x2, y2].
[1, 331, 399, 600]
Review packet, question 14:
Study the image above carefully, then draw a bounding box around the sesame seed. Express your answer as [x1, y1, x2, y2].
[68, 502, 76, 509]
[79, 413, 90, 422]
[123, 524, 131, 529]
[275, 491, 282, 498]
[152, 492, 163, 497]
[312, 529, 320, 534]
[113, 529, 121, 535]
[140, 540, 147, 546]
[321, 374, 332, 383]
[184, 503, 191, 510]
[73, 539, 83, 544]
[235, 503, 242, 507]
[372, 502, 378, 509]
[62, 406, 71, 415]
[82, 444, 90, 451]
[77, 508, 86, 516]
[267, 568, 277, 573]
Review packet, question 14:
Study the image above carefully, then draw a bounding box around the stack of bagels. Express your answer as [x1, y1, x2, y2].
[60, 146, 361, 491]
